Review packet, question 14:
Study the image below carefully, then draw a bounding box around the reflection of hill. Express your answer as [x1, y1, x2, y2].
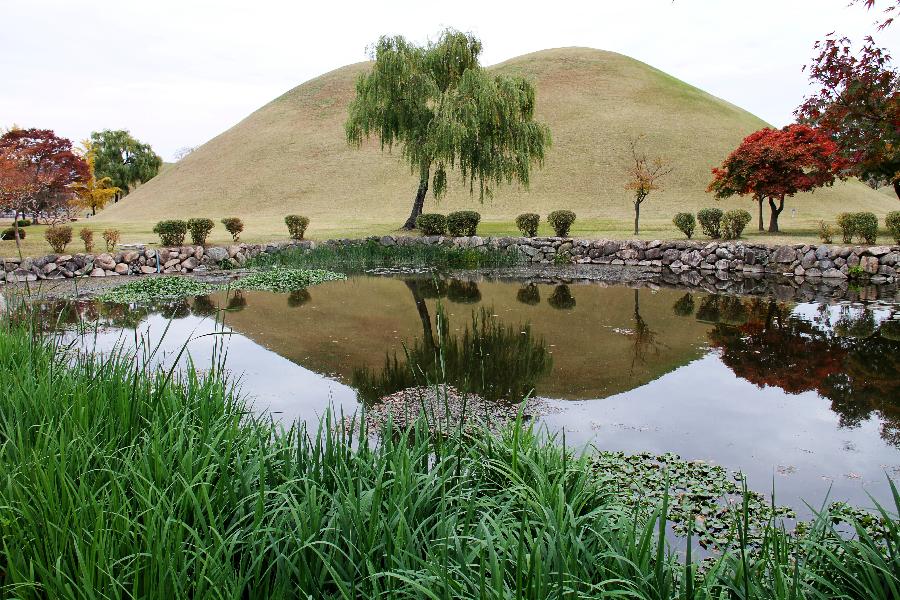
[217, 276, 712, 399]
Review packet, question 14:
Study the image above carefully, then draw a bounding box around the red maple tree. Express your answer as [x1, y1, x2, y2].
[0, 129, 88, 249]
[707, 125, 845, 232]
[852, 0, 899, 29]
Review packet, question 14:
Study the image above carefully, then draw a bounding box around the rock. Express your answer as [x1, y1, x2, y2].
[56, 254, 72, 263]
[205, 246, 228, 262]
[140, 265, 157, 274]
[771, 246, 797, 263]
[800, 251, 817, 269]
[95, 253, 116, 270]
[163, 258, 180, 269]
[815, 245, 831, 260]
[42, 263, 58, 274]
[684, 250, 702, 267]
[227, 245, 241, 258]
[847, 254, 860, 268]
[114, 263, 129, 275]
[805, 268, 822, 278]
[123, 251, 139, 263]
[822, 268, 846, 279]
[881, 252, 899, 266]
[89, 268, 106, 277]
[860, 255, 879, 274]
[714, 259, 730, 271]
[182, 257, 198, 270]
[794, 266, 805, 276]
[379, 236, 396, 247]
[7, 269, 37, 282]
[867, 245, 891, 257]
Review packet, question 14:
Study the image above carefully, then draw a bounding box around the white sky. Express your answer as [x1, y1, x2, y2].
[1, 0, 897, 161]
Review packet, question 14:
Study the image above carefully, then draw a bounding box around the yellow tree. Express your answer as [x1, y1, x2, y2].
[626, 135, 673, 235]
[72, 141, 119, 216]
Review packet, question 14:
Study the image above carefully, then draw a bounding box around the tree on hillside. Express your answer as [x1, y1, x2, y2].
[345, 30, 552, 230]
[0, 129, 88, 251]
[89, 130, 162, 201]
[797, 36, 900, 199]
[707, 125, 844, 233]
[72, 141, 120, 216]
[625, 135, 673, 235]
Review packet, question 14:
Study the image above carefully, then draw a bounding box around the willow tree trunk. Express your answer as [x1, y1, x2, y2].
[756, 198, 764, 231]
[403, 165, 430, 230]
[405, 279, 435, 351]
[894, 179, 900, 200]
[768, 196, 785, 233]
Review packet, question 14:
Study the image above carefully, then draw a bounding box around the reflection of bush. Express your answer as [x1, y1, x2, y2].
[834, 308, 876, 339]
[881, 319, 900, 342]
[696, 295, 749, 325]
[671, 293, 695, 317]
[226, 292, 247, 312]
[447, 279, 481, 304]
[192, 295, 218, 317]
[288, 289, 311, 307]
[408, 279, 447, 299]
[516, 284, 540, 306]
[548, 285, 576, 310]
[353, 306, 552, 405]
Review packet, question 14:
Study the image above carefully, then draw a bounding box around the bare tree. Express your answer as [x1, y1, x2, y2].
[625, 135, 673, 235]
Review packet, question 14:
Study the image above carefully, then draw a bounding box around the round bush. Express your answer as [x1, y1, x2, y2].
[446, 211, 480, 237]
[547, 210, 576, 237]
[187, 218, 215, 246]
[697, 208, 723, 239]
[836, 212, 855, 244]
[1, 228, 24, 241]
[415, 213, 447, 236]
[79, 228, 95, 252]
[102, 228, 121, 252]
[818, 220, 834, 244]
[44, 225, 73, 253]
[515, 213, 540, 237]
[672, 212, 696, 239]
[153, 220, 188, 246]
[15, 219, 31, 227]
[221, 217, 244, 241]
[886, 211, 900, 244]
[852, 212, 878, 244]
[285, 215, 310, 240]
[720, 209, 752, 240]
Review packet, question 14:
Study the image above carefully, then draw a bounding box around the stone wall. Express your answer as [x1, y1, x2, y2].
[2, 235, 898, 284]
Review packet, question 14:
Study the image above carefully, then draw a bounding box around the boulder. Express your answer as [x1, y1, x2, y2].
[866, 245, 891, 257]
[42, 263, 58, 274]
[182, 257, 198, 270]
[860, 255, 879, 274]
[771, 246, 797, 263]
[205, 246, 229, 262]
[89, 268, 106, 277]
[140, 265, 157, 274]
[7, 269, 37, 282]
[379, 236, 396, 247]
[114, 263, 129, 275]
[94, 253, 116, 270]
[822, 268, 846, 279]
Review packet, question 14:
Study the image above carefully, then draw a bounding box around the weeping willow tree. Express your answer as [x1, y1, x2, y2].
[345, 30, 552, 229]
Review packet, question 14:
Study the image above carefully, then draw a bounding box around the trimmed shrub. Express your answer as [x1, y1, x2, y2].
[153, 220, 187, 246]
[415, 213, 447, 236]
[853, 212, 878, 244]
[1, 228, 24, 241]
[102, 228, 120, 252]
[221, 217, 244, 241]
[547, 210, 576, 237]
[446, 211, 480, 236]
[515, 213, 540, 237]
[15, 219, 31, 227]
[886, 211, 900, 244]
[79, 228, 95, 252]
[818, 221, 834, 244]
[697, 208, 723, 239]
[44, 224, 73, 253]
[836, 212, 855, 244]
[187, 218, 215, 246]
[285, 215, 310, 240]
[672, 212, 696, 239]
[720, 209, 752, 240]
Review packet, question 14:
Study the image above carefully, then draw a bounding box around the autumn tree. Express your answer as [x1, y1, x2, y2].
[707, 125, 844, 233]
[625, 135, 673, 235]
[796, 35, 900, 198]
[345, 30, 552, 229]
[89, 129, 162, 201]
[0, 129, 88, 251]
[852, 0, 900, 29]
[71, 141, 120, 216]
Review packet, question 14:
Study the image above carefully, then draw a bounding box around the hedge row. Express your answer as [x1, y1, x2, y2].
[673, 208, 751, 240]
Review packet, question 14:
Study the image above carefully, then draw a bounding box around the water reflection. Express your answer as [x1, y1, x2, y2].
[548, 285, 576, 310]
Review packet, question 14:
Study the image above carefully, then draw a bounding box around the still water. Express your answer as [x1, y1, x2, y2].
[28, 274, 900, 514]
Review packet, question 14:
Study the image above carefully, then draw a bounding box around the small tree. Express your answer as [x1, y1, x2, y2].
[221, 217, 244, 241]
[345, 30, 551, 229]
[625, 136, 673, 235]
[71, 141, 119, 216]
[707, 125, 844, 233]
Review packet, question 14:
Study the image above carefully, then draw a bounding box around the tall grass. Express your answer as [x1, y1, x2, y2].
[0, 319, 898, 598]
[246, 239, 520, 272]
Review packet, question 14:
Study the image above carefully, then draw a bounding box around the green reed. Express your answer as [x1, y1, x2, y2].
[0, 317, 897, 599]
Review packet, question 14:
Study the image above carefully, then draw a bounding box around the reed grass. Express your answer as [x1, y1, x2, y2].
[0, 318, 898, 599]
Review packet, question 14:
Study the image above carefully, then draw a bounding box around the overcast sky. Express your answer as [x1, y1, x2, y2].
[2, 0, 897, 161]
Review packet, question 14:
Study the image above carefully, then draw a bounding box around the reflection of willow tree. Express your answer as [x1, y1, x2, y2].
[628, 289, 666, 372]
[709, 298, 900, 446]
[353, 278, 552, 405]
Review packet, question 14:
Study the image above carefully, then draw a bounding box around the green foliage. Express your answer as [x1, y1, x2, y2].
[44, 224, 72, 253]
[848, 265, 867, 280]
[221, 217, 244, 241]
[672, 212, 696, 239]
[697, 207, 724, 238]
[246, 240, 519, 273]
[14, 219, 30, 227]
[720, 208, 752, 239]
[98, 276, 219, 303]
[818, 220, 835, 244]
[516, 284, 540, 305]
[446, 210, 480, 236]
[284, 215, 310, 240]
[548, 284, 576, 309]
[515, 213, 540, 237]
[853, 211, 879, 244]
[89, 129, 162, 196]
[886, 211, 900, 243]
[232, 268, 345, 293]
[79, 228, 94, 252]
[102, 228, 120, 252]
[672, 293, 695, 316]
[153, 220, 187, 246]
[547, 210, 576, 237]
[345, 29, 551, 212]
[415, 213, 447, 235]
[837, 212, 856, 243]
[0, 228, 24, 241]
[186, 218, 215, 246]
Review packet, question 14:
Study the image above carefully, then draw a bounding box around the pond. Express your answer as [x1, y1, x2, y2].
[19, 273, 900, 516]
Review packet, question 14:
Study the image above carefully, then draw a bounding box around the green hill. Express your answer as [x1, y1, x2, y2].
[94, 47, 896, 241]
